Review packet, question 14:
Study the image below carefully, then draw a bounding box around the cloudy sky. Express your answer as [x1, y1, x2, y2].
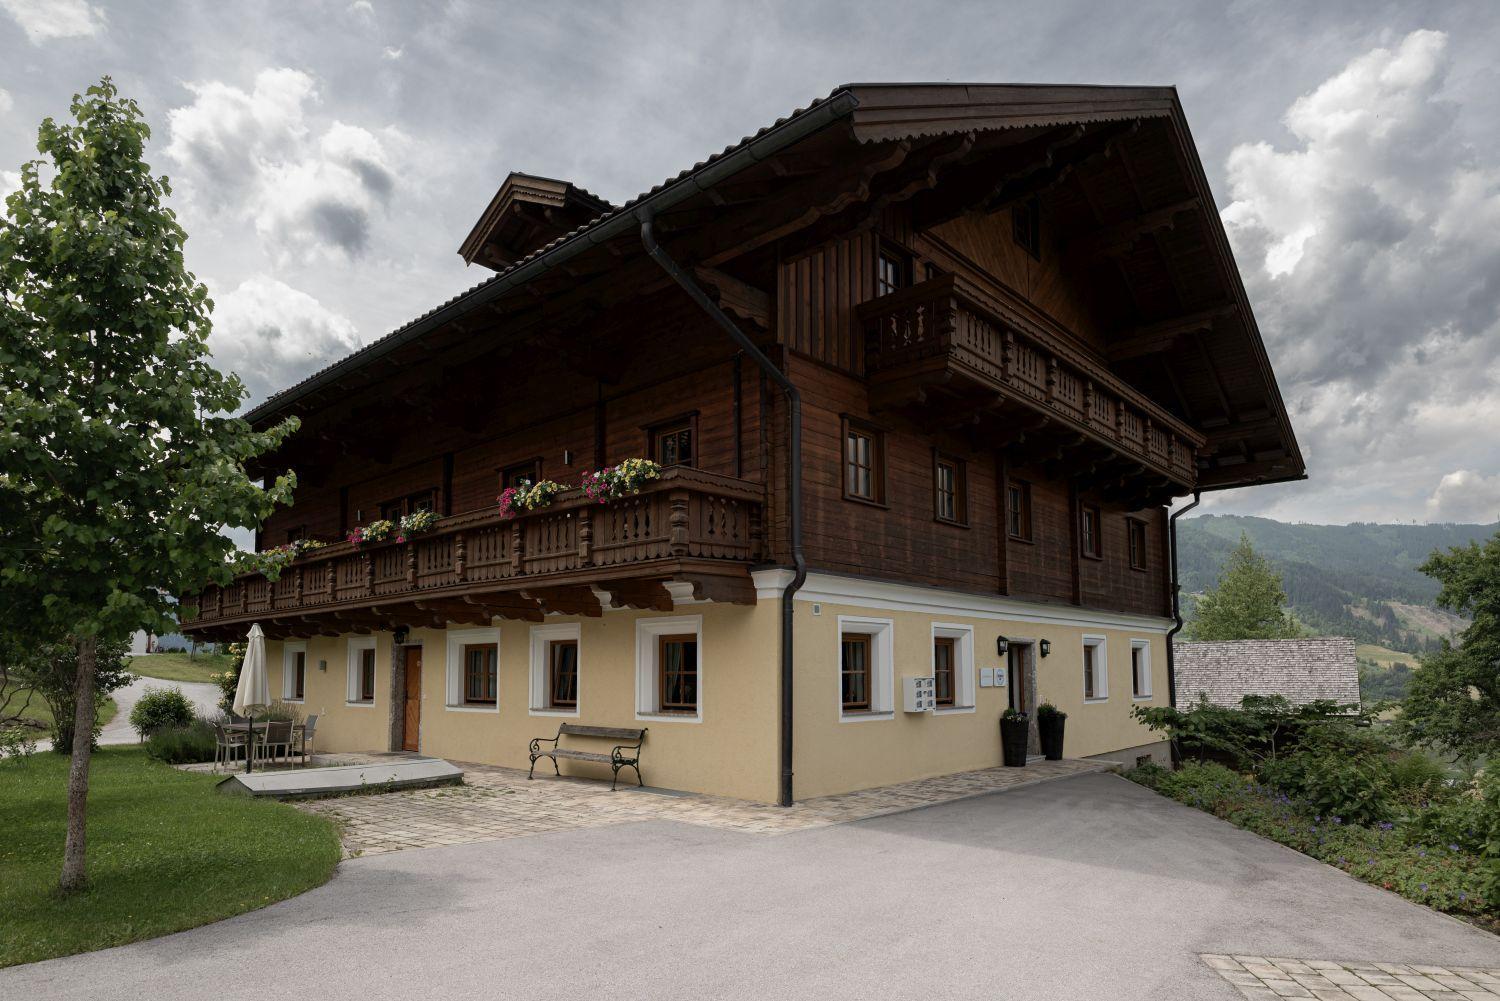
[3, 1, 1499, 527]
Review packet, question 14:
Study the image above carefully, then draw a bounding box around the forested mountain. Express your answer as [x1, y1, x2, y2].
[1175, 515, 1493, 657]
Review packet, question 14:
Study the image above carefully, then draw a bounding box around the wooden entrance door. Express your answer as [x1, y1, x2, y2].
[402, 647, 421, 752]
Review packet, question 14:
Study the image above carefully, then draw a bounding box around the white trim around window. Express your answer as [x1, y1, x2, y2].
[837, 616, 895, 722]
[280, 640, 307, 703]
[345, 635, 377, 707]
[529, 622, 581, 717]
[931, 622, 976, 715]
[635, 615, 703, 723]
[1130, 638, 1153, 700]
[1083, 634, 1108, 703]
[445, 627, 501, 713]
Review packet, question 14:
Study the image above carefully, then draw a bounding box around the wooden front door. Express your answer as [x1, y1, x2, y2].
[402, 647, 421, 752]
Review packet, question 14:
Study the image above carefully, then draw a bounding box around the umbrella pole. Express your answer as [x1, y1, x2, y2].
[245, 709, 253, 774]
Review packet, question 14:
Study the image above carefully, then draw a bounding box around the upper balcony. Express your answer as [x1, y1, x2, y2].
[180, 468, 764, 642]
[859, 274, 1203, 490]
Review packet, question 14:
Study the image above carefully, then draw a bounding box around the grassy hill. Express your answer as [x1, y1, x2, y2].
[1176, 515, 1491, 658]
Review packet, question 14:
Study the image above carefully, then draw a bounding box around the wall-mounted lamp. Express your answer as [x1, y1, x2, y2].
[996, 635, 1009, 656]
[393, 626, 410, 645]
[1039, 639, 1051, 658]
[564, 449, 574, 466]
[318, 659, 328, 673]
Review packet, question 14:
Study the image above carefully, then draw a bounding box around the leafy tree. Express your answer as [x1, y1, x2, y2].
[1186, 533, 1302, 641]
[0, 80, 297, 891]
[1399, 533, 1500, 758]
[18, 638, 133, 751]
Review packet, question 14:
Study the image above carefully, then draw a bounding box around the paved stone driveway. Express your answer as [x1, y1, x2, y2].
[1205, 955, 1500, 999]
[294, 754, 1110, 854]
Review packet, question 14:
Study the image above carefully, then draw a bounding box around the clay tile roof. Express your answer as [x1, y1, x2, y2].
[1173, 638, 1360, 709]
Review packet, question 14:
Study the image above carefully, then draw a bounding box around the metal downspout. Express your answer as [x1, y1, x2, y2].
[1166, 490, 1201, 708]
[638, 212, 807, 807]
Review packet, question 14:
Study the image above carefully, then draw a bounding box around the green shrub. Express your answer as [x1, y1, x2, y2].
[1036, 702, 1066, 721]
[1, 727, 39, 762]
[1256, 727, 1395, 826]
[144, 719, 218, 764]
[128, 685, 195, 737]
[1132, 695, 1363, 770]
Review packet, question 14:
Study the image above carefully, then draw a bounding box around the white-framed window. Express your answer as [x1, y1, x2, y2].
[346, 635, 377, 706]
[635, 615, 703, 723]
[1130, 639, 1152, 700]
[837, 616, 894, 722]
[445, 627, 500, 713]
[931, 622, 976, 714]
[529, 622, 581, 717]
[281, 641, 307, 702]
[1082, 635, 1108, 702]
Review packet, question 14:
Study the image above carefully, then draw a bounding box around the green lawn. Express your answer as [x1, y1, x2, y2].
[0, 745, 341, 968]
[1356, 642, 1418, 669]
[127, 651, 236, 685]
[6, 692, 117, 736]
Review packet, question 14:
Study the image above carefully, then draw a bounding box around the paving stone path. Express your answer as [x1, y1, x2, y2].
[1204, 955, 1500, 999]
[291, 754, 1110, 855]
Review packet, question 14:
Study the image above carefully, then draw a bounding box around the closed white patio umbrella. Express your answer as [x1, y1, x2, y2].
[232, 623, 270, 773]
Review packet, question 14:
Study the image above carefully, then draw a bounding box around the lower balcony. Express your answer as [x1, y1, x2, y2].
[859, 274, 1203, 492]
[180, 468, 764, 642]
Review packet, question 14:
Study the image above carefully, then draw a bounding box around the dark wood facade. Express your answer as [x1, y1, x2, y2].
[181, 83, 1302, 641]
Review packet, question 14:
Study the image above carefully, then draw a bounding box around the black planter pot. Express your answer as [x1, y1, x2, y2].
[1038, 714, 1066, 761]
[1000, 716, 1029, 767]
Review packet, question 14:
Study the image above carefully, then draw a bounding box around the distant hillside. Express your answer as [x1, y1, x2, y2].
[1176, 515, 1492, 658]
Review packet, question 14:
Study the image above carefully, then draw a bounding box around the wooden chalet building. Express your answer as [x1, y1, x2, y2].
[180, 84, 1303, 804]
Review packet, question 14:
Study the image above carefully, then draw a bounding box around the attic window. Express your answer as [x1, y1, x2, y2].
[1013, 197, 1041, 260]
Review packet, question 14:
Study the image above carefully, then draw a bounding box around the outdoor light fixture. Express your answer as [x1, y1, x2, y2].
[394, 626, 410, 645]
[1039, 639, 1051, 657]
[318, 659, 327, 673]
[996, 635, 1009, 656]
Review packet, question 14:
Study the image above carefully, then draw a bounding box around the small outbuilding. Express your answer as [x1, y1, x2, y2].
[1173, 637, 1360, 709]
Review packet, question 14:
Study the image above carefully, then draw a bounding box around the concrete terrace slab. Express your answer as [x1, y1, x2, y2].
[216, 757, 463, 799]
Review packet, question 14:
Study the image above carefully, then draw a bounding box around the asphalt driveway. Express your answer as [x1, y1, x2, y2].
[4, 772, 1495, 1000]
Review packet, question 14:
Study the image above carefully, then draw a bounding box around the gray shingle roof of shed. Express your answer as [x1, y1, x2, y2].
[1174, 638, 1360, 709]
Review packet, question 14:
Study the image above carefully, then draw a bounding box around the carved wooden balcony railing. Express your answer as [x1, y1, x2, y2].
[859, 274, 1204, 487]
[180, 468, 763, 638]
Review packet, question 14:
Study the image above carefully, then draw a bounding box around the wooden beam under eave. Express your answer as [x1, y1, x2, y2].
[519, 585, 602, 618]
[680, 574, 757, 606]
[1107, 304, 1237, 363]
[1065, 196, 1201, 260]
[604, 579, 675, 613]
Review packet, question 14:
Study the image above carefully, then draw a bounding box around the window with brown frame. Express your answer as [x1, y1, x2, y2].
[1128, 518, 1148, 571]
[841, 632, 872, 712]
[1013, 196, 1041, 260]
[291, 651, 305, 700]
[877, 247, 910, 296]
[842, 417, 885, 504]
[934, 453, 966, 525]
[500, 459, 541, 491]
[462, 644, 497, 705]
[649, 415, 697, 468]
[1081, 505, 1102, 559]
[933, 636, 957, 708]
[380, 489, 436, 522]
[284, 525, 308, 544]
[1007, 481, 1033, 541]
[548, 639, 578, 709]
[358, 647, 376, 702]
[658, 635, 698, 713]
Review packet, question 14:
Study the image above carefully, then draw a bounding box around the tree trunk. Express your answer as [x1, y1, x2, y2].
[60, 635, 97, 893]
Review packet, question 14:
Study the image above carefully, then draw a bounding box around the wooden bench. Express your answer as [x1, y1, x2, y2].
[528, 724, 647, 791]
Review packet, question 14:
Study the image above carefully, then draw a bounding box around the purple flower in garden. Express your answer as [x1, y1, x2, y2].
[1420, 883, 1429, 891]
[1378, 822, 1394, 831]
[1418, 850, 1426, 858]
[1461, 893, 1468, 901]
[1331, 816, 1342, 825]
[1449, 844, 1460, 852]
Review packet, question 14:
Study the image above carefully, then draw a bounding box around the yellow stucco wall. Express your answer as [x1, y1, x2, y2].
[788, 589, 1171, 799]
[265, 599, 783, 803]
[262, 575, 1170, 804]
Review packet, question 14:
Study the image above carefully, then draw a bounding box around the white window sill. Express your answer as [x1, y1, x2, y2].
[840, 710, 895, 723]
[1083, 697, 1109, 704]
[282, 698, 305, 704]
[345, 700, 376, 708]
[636, 711, 701, 724]
[933, 705, 976, 716]
[528, 707, 580, 718]
[1132, 694, 1153, 702]
[444, 704, 500, 714]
